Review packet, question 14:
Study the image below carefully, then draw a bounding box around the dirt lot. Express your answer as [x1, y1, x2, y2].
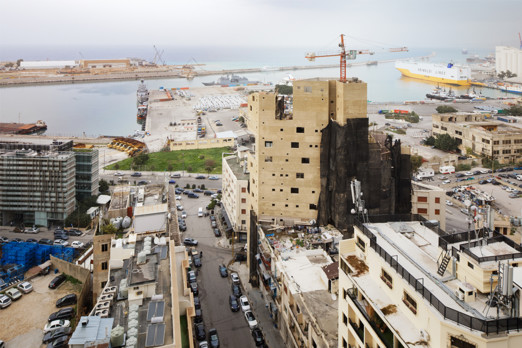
[1, 273, 82, 347]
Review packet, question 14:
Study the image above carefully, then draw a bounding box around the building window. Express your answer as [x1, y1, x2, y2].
[502, 149, 511, 154]
[435, 197, 440, 203]
[304, 86, 312, 93]
[493, 140, 500, 145]
[342, 313, 348, 325]
[291, 188, 299, 194]
[101, 243, 108, 252]
[468, 261, 474, 269]
[241, 198, 246, 203]
[418, 208, 428, 214]
[241, 209, 246, 214]
[296, 173, 304, 178]
[503, 140, 512, 145]
[265, 156, 272, 162]
[101, 281, 107, 289]
[381, 269, 393, 289]
[301, 157, 310, 164]
[296, 127, 305, 133]
[342, 338, 347, 348]
[265, 141, 273, 147]
[435, 209, 440, 215]
[403, 291, 417, 314]
[101, 262, 108, 270]
[241, 220, 246, 224]
[450, 336, 477, 348]
[291, 142, 299, 148]
[417, 196, 428, 203]
[309, 203, 317, 210]
[285, 204, 288, 207]
[356, 236, 365, 251]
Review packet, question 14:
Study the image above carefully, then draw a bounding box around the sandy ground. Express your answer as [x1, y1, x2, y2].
[1, 273, 82, 347]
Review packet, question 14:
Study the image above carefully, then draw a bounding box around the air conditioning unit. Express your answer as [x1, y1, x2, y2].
[456, 291, 464, 301]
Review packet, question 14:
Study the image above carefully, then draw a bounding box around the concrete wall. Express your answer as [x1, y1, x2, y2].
[167, 136, 234, 151]
[50, 255, 90, 281]
[411, 182, 446, 230]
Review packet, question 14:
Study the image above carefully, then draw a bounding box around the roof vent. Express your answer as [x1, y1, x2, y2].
[81, 318, 89, 327]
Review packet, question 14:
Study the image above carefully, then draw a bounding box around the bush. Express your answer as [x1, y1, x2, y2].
[411, 155, 424, 173]
[505, 105, 522, 116]
[456, 164, 471, 171]
[275, 84, 293, 95]
[424, 136, 435, 146]
[436, 105, 458, 114]
[433, 134, 459, 152]
[99, 179, 109, 194]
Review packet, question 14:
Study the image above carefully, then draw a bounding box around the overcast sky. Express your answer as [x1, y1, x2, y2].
[2, 0, 521, 50]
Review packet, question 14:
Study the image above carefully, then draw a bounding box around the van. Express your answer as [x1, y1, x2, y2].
[198, 208, 203, 217]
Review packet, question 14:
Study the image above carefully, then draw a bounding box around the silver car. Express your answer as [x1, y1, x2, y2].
[0, 295, 12, 309]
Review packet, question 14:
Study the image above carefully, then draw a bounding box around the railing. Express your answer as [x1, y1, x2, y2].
[355, 218, 522, 335]
[349, 318, 364, 342]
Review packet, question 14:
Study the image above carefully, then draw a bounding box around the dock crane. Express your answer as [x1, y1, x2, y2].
[305, 34, 408, 83]
[153, 45, 166, 66]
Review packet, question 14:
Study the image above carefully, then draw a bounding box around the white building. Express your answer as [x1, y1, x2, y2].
[496, 46, 522, 78]
[19, 60, 78, 69]
[222, 152, 250, 241]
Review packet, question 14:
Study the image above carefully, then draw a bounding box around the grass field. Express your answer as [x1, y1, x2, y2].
[105, 147, 231, 174]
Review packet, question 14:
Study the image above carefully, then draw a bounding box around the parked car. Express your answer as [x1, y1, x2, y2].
[213, 228, 221, 237]
[0, 295, 12, 309]
[5, 288, 22, 301]
[17, 281, 33, 294]
[193, 296, 201, 309]
[232, 283, 242, 297]
[66, 229, 82, 236]
[239, 296, 251, 312]
[445, 200, 453, 206]
[56, 294, 77, 308]
[175, 188, 184, 194]
[54, 239, 69, 247]
[229, 295, 240, 312]
[208, 328, 220, 348]
[188, 270, 197, 283]
[71, 241, 85, 248]
[194, 322, 206, 341]
[188, 193, 200, 199]
[460, 208, 469, 215]
[193, 255, 202, 268]
[244, 310, 258, 329]
[195, 175, 206, 179]
[48, 307, 75, 322]
[251, 327, 265, 346]
[44, 320, 70, 334]
[171, 173, 181, 178]
[181, 211, 187, 219]
[209, 176, 219, 180]
[455, 173, 465, 178]
[479, 180, 487, 184]
[193, 188, 203, 193]
[190, 282, 199, 296]
[24, 227, 40, 233]
[47, 334, 70, 348]
[113, 171, 123, 176]
[26, 238, 38, 243]
[231, 273, 240, 284]
[193, 308, 203, 324]
[183, 238, 198, 246]
[0, 236, 8, 243]
[204, 190, 213, 196]
[179, 223, 187, 232]
[199, 342, 209, 348]
[12, 238, 24, 243]
[177, 204, 184, 211]
[42, 327, 72, 344]
[175, 195, 182, 200]
[235, 253, 247, 262]
[219, 265, 228, 278]
[131, 172, 142, 177]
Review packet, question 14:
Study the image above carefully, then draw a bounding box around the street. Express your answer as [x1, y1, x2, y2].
[180, 192, 257, 347]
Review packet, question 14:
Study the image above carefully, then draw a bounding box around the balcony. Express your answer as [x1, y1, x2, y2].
[349, 319, 364, 342]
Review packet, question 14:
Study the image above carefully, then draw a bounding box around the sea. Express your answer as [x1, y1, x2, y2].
[0, 45, 511, 137]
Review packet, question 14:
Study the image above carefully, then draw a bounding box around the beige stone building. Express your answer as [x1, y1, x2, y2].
[246, 78, 367, 225]
[222, 152, 250, 241]
[339, 218, 522, 348]
[432, 113, 522, 164]
[411, 181, 446, 230]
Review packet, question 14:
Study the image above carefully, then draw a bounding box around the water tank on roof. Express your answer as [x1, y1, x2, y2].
[137, 251, 147, 264]
[119, 278, 128, 298]
[128, 319, 139, 329]
[111, 326, 125, 347]
[126, 336, 137, 348]
[158, 237, 166, 245]
[113, 217, 122, 230]
[127, 327, 138, 338]
[128, 311, 139, 321]
[129, 304, 139, 312]
[122, 216, 132, 229]
[144, 236, 152, 243]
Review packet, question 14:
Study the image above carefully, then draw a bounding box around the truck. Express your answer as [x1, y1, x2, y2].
[416, 168, 435, 180]
[439, 166, 455, 174]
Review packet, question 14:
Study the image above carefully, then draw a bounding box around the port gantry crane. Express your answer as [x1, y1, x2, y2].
[305, 34, 408, 83]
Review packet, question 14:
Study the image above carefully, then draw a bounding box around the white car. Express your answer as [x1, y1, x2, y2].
[175, 195, 182, 201]
[43, 319, 70, 333]
[445, 200, 453, 206]
[231, 272, 240, 284]
[54, 239, 69, 246]
[442, 179, 451, 184]
[239, 295, 251, 312]
[464, 171, 473, 176]
[0, 295, 11, 309]
[17, 281, 33, 294]
[114, 171, 123, 176]
[24, 227, 40, 234]
[177, 204, 184, 211]
[181, 211, 187, 219]
[439, 175, 448, 180]
[244, 310, 258, 329]
[211, 193, 219, 199]
[71, 241, 85, 248]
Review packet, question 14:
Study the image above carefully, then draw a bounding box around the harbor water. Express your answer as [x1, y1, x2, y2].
[0, 45, 512, 137]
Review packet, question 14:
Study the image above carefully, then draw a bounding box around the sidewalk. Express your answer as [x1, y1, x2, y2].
[231, 264, 285, 348]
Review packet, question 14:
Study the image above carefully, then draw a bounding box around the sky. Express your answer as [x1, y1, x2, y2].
[1, 0, 521, 53]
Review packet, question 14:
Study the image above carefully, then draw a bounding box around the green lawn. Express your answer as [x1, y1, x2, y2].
[180, 315, 189, 348]
[105, 147, 231, 174]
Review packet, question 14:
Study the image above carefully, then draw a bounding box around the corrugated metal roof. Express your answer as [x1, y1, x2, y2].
[68, 316, 114, 344]
[134, 203, 168, 216]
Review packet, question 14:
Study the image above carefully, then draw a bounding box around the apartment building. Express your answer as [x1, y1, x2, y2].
[338, 216, 522, 348]
[432, 113, 522, 164]
[222, 152, 250, 241]
[411, 181, 446, 230]
[73, 147, 99, 200]
[256, 222, 342, 347]
[0, 148, 76, 226]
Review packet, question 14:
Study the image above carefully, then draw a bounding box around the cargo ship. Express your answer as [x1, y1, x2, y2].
[137, 80, 149, 106]
[203, 74, 260, 87]
[395, 61, 471, 86]
[0, 120, 47, 135]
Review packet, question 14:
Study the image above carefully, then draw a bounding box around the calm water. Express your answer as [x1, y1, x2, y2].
[0, 45, 510, 137]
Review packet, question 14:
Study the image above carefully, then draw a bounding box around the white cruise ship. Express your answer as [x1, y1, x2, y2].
[395, 61, 471, 86]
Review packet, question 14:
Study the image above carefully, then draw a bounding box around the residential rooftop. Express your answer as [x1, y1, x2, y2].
[225, 155, 249, 181]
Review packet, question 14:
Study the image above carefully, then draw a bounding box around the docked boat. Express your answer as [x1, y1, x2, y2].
[203, 74, 260, 87]
[137, 80, 149, 106]
[499, 85, 522, 95]
[395, 60, 471, 86]
[426, 86, 456, 101]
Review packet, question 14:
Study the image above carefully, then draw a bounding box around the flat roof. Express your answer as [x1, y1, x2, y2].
[225, 156, 249, 181]
[135, 203, 168, 216]
[69, 316, 114, 344]
[129, 253, 158, 285]
[468, 241, 519, 258]
[277, 249, 332, 294]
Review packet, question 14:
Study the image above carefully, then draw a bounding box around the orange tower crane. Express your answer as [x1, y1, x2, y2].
[305, 34, 408, 83]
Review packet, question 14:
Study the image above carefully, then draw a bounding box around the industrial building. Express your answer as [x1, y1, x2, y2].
[411, 181, 446, 230]
[221, 149, 250, 241]
[496, 46, 522, 79]
[432, 113, 522, 164]
[338, 216, 522, 348]
[19, 60, 78, 70]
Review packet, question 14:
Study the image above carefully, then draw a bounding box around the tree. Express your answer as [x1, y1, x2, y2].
[99, 179, 109, 194]
[167, 162, 173, 172]
[433, 133, 459, 152]
[100, 223, 117, 234]
[465, 147, 473, 156]
[436, 105, 458, 114]
[114, 163, 120, 170]
[505, 105, 522, 116]
[424, 136, 435, 146]
[275, 84, 293, 95]
[133, 153, 149, 166]
[410, 155, 424, 173]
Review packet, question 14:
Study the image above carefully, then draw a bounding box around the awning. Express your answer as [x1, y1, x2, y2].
[221, 209, 233, 232]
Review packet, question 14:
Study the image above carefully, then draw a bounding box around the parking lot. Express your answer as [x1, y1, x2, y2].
[1, 272, 81, 347]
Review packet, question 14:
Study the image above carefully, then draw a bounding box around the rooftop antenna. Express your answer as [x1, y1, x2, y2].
[350, 179, 369, 223]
